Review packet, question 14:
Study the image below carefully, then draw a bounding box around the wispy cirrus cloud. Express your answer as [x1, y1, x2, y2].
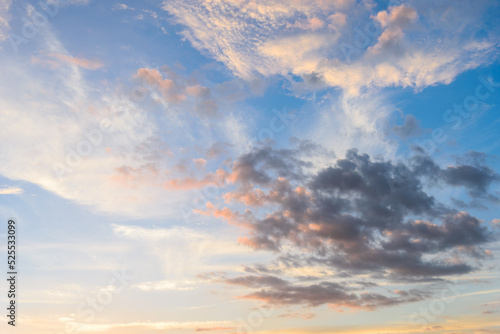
[0, 186, 23, 195]
[0, 18, 259, 217]
[58, 319, 236, 332]
[32, 52, 104, 70]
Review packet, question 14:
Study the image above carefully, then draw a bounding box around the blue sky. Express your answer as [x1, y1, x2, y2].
[0, 0, 500, 333]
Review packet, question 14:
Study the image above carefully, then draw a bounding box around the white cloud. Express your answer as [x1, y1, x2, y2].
[133, 279, 197, 291]
[162, 0, 499, 158]
[112, 224, 254, 279]
[0, 0, 12, 42]
[0, 186, 23, 195]
[0, 43, 172, 217]
[313, 93, 398, 159]
[0, 17, 258, 218]
[163, 0, 499, 94]
[112, 3, 134, 11]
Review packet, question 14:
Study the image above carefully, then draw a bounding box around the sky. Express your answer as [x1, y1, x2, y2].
[0, 0, 500, 333]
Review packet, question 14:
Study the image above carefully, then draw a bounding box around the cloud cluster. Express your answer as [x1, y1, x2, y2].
[163, 0, 500, 94]
[223, 274, 430, 310]
[0, 18, 259, 217]
[198, 144, 498, 309]
[134, 66, 223, 116]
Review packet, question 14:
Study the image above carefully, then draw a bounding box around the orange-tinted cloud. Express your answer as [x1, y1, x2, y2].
[195, 327, 236, 332]
[164, 168, 229, 190]
[135, 67, 186, 103]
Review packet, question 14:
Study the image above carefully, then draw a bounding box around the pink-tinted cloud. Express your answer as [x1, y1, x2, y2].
[32, 52, 104, 70]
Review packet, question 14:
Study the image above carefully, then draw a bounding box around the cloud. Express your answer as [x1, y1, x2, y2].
[278, 312, 316, 319]
[225, 275, 289, 288]
[441, 165, 499, 198]
[303, 92, 399, 159]
[0, 0, 11, 42]
[392, 114, 422, 139]
[133, 280, 197, 291]
[112, 224, 252, 279]
[195, 327, 236, 332]
[61, 320, 236, 332]
[133, 66, 259, 120]
[0, 21, 265, 218]
[197, 144, 497, 308]
[370, 5, 418, 56]
[163, 0, 499, 94]
[221, 274, 430, 310]
[32, 52, 104, 70]
[0, 186, 23, 195]
[287, 17, 325, 31]
[135, 67, 186, 103]
[411, 152, 500, 202]
[112, 3, 134, 11]
[0, 24, 196, 217]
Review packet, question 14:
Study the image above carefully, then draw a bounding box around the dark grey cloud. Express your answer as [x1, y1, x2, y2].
[204, 143, 497, 309]
[410, 149, 500, 202]
[225, 274, 430, 310]
[441, 164, 499, 199]
[229, 145, 315, 186]
[225, 275, 288, 288]
[220, 147, 496, 276]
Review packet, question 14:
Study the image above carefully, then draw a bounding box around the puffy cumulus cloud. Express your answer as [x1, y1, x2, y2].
[163, 0, 499, 94]
[370, 4, 418, 56]
[0, 0, 11, 42]
[196, 143, 498, 308]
